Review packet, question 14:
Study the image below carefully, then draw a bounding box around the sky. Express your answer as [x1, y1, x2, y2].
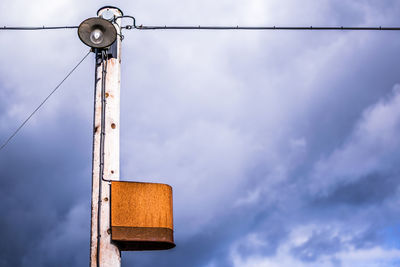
[1, 0, 400, 266]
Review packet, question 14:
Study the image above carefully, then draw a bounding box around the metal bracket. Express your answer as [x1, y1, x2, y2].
[93, 41, 117, 59]
[114, 15, 136, 30]
[107, 41, 118, 59]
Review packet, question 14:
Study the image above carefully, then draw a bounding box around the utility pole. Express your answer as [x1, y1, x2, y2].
[77, 5, 174, 265]
[90, 6, 123, 267]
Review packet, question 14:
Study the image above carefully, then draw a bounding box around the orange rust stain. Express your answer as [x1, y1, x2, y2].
[111, 181, 173, 229]
[109, 59, 117, 67]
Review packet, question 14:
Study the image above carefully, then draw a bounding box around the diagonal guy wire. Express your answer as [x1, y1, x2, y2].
[0, 50, 92, 152]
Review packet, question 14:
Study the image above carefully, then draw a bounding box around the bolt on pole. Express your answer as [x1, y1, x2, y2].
[90, 6, 123, 267]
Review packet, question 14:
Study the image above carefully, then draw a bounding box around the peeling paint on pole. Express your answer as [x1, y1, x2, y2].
[90, 6, 123, 267]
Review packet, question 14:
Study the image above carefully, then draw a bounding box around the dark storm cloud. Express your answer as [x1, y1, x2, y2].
[0, 110, 92, 266]
[313, 173, 399, 206]
[127, 21, 400, 267]
[0, 38, 94, 266]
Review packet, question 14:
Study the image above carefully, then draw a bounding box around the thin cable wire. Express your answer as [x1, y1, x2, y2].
[114, 16, 400, 31]
[134, 25, 400, 31]
[0, 50, 91, 152]
[99, 51, 111, 184]
[96, 49, 108, 267]
[1, 26, 78, 30]
[3, 20, 400, 31]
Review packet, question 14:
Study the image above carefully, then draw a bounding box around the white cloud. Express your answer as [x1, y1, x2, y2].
[231, 247, 400, 267]
[230, 224, 400, 267]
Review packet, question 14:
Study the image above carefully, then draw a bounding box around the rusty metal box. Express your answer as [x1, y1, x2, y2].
[110, 181, 175, 251]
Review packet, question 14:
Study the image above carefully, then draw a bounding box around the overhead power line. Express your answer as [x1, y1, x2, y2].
[0, 50, 91, 152]
[1, 26, 78, 30]
[133, 25, 400, 31]
[2, 21, 400, 32]
[112, 15, 400, 31]
[116, 16, 400, 31]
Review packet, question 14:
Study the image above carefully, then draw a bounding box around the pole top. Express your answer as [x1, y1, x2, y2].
[97, 6, 123, 16]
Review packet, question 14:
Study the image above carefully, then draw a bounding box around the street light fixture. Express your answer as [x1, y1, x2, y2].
[77, 17, 117, 49]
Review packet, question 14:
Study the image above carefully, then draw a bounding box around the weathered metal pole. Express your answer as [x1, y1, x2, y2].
[90, 6, 123, 267]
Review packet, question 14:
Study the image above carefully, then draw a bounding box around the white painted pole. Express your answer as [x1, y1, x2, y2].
[90, 6, 122, 267]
